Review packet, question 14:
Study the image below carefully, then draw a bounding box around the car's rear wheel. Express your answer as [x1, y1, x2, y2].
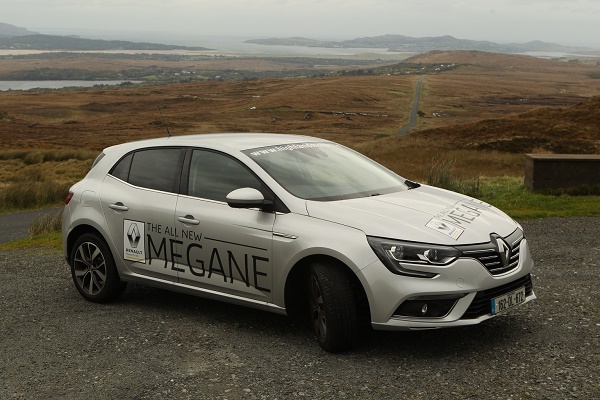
[308, 261, 359, 352]
[70, 233, 125, 303]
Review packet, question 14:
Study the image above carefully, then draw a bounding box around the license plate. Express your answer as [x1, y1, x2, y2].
[491, 287, 526, 315]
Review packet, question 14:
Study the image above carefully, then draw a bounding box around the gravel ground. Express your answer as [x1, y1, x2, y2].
[1, 216, 599, 400]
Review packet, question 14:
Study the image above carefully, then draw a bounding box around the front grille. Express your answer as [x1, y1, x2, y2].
[461, 274, 533, 319]
[458, 229, 523, 275]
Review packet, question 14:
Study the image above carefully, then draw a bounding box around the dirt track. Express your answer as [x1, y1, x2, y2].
[1, 216, 599, 399]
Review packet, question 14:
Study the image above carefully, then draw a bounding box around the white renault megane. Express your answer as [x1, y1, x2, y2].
[62, 133, 535, 352]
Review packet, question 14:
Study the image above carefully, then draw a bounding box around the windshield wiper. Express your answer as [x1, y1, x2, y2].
[405, 180, 421, 190]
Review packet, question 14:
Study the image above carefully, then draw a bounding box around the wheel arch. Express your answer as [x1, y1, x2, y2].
[283, 254, 371, 325]
[66, 223, 109, 265]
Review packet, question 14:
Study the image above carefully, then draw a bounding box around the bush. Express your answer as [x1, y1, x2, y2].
[0, 181, 71, 210]
[427, 158, 481, 197]
[29, 208, 63, 237]
[23, 152, 44, 165]
[0, 149, 96, 165]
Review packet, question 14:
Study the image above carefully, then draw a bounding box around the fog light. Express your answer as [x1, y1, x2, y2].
[394, 296, 463, 318]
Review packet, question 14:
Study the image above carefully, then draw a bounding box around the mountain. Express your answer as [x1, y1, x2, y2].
[246, 34, 600, 55]
[0, 33, 210, 51]
[0, 21, 210, 51]
[0, 22, 37, 36]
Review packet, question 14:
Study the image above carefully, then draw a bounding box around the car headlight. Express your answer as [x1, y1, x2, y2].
[367, 237, 461, 278]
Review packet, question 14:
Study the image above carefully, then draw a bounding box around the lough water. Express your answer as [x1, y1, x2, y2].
[0, 80, 141, 91]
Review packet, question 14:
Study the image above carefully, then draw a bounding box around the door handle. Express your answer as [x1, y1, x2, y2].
[177, 215, 200, 225]
[109, 202, 129, 212]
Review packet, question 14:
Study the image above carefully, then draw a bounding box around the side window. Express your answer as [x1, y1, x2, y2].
[126, 148, 182, 192]
[188, 150, 262, 202]
[110, 153, 132, 182]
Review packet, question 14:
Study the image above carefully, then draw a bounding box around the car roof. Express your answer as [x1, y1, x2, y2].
[103, 133, 329, 155]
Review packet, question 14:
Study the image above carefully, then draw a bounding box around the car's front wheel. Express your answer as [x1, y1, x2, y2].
[70, 233, 125, 303]
[308, 261, 359, 352]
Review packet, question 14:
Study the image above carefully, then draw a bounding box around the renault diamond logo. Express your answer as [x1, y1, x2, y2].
[491, 233, 511, 267]
[127, 223, 141, 248]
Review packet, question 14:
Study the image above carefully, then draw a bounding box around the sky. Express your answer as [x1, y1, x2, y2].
[2, 0, 600, 47]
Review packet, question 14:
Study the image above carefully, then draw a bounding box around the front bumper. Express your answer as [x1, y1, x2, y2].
[361, 238, 536, 330]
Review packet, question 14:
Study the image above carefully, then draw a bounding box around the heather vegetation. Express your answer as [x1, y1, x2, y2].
[1, 50, 599, 232]
[0, 150, 93, 212]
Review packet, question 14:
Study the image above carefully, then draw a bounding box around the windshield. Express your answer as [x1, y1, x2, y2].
[245, 142, 408, 201]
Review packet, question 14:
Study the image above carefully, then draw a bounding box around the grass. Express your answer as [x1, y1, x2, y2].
[354, 135, 525, 181]
[0, 181, 71, 211]
[0, 210, 63, 252]
[0, 150, 93, 213]
[0, 60, 598, 251]
[478, 177, 600, 219]
[426, 157, 481, 197]
[425, 161, 600, 219]
[28, 208, 63, 236]
[0, 231, 62, 252]
[0, 126, 595, 251]
[0, 149, 97, 164]
[1, 175, 598, 252]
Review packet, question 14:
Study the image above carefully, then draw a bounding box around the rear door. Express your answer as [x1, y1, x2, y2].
[101, 147, 185, 282]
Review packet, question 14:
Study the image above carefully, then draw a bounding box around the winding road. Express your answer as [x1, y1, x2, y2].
[398, 75, 424, 135]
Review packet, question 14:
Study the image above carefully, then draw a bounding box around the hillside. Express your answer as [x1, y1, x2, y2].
[246, 34, 600, 55]
[403, 50, 600, 71]
[417, 96, 600, 153]
[0, 34, 211, 51]
[0, 22, 36, 36]
[1, 48, 599, 181]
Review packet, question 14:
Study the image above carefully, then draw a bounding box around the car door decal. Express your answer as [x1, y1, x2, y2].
[123, 219, 146, 262]
[129, 219, 272, 293]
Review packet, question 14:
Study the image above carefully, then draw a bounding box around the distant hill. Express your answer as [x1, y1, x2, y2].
[246, 34, 600, 56]
[0, 22, 37, 36]
[0, 34, 211, 51]
[0, 22, 210, 51]
[419, 96, 600, 154]
[404, 50, 575, 69]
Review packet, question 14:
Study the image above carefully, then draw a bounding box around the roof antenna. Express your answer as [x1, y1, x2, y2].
[158, 106, 172, 137]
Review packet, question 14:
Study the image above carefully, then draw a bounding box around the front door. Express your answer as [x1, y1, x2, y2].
[174, 149, 275, 302]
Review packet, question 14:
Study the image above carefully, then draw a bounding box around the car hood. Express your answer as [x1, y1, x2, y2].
[305, 185, 518, 245]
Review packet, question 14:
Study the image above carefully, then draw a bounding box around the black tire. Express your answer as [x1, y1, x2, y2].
[307, 261, 359, 352]
[70, 233, 125, 303]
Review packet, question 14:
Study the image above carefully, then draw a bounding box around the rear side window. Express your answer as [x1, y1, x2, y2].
[110, 148, 183, 193]
[110, 153, 132, 182]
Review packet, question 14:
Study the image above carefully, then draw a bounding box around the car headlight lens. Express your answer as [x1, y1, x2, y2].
[367, 237, 461, 278]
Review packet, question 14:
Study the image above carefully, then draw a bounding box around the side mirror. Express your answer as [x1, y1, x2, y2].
[226, 188, 272, 210]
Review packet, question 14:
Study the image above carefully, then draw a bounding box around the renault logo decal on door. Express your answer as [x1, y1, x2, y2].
[127, 222, 141, 248]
